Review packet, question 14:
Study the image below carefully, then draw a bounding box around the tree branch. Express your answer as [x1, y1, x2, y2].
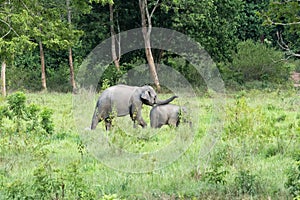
[144, 0, 160, 37]
[150, 0, 160, 19]
[269, 19, 300, 26]
[272, 0, 300, 4]
[276, 31, 300, 58]
[0, 19, 19, 39]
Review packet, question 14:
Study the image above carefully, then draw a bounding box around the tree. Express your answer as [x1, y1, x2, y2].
[23, 0, 72, 91]
[1, 61, 6, 96]
[0, 0, 36, 96]
[66, 0, 77, 92]
[237, 0, 271, 42]
[109, 3, 121, 70]
[262, 0, 300, 58]
[166, 0, 244, 63]
[65, 0, 113, 92]
[139, 0, 161, 91]
[27, 0, 86, 91]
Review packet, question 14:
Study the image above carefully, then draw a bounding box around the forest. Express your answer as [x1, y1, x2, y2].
[0, 0, 300, 199]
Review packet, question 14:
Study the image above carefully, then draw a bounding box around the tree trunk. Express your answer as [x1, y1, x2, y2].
[145, 39, 160, 91]
[68, 47, 76, 92]
[39, 40, 47, 90]
[1, 61, 6, 96]
[109, 3, 120, 70]
[66, 0, 77, 92]
[139, 0, 161, 92]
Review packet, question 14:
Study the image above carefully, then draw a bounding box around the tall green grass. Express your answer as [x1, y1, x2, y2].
[0, 89, 299, 199]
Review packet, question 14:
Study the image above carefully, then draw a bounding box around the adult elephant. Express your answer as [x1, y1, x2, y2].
[90, 84, 178, 130]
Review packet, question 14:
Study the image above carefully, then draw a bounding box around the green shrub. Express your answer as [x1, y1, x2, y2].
[32, 161, 61, 200]
[285, 156, 300, 198]
[202, 167, 228, 186]
[0, 92, 54, 136]
[224, 96, 288, 143]
[234, 170, 259, 196]
[228, 40, 292, 84]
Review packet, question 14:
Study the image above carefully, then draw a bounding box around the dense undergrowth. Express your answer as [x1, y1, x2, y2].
[0, 89, 299, 199]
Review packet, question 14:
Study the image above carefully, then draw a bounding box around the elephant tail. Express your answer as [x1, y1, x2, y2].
[155, 95, 178, 105]
[90, 101, 100, 130]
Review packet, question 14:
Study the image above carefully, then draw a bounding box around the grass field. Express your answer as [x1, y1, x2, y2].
[0, 89, 299, 199]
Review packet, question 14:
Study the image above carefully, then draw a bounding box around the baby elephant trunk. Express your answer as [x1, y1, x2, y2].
[155, 95, 178, 105]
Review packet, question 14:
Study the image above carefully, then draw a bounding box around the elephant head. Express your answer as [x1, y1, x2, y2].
[140, 86, 178, 106]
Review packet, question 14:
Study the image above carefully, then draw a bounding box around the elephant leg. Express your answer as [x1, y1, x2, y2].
[132, 115, 146, 128]
[130, 104, 147, 128]
[150, 118, 157, 128]
[138, 117, 146, 128]
[91, 109, 102, 130]
[155, 123, 163, 128]
[168, 118, 178, 127]
[105, 118, 112, 131]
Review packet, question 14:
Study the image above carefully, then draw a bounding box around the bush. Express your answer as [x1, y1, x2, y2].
[0, 91, 54, 136]
[285, 154, 300, 198]
[234, 170, 259, 196]
[227, 40, 292, 84]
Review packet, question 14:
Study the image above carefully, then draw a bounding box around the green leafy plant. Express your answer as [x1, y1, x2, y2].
[0, 92, 54, 136]
[32, 161, 61, 199]
[234, 170, 259, 196]
[202, 167, 228, 186]
[229, 40, 291, 85]
[285, 156, 300, 198]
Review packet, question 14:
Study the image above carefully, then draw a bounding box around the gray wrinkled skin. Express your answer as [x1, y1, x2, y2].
[150, 104, 190, 128]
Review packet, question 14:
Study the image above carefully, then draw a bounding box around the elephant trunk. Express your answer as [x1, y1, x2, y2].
[155, 95, 178, 105]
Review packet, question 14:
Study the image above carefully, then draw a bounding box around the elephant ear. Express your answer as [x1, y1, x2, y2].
[141, 90, 151, 102]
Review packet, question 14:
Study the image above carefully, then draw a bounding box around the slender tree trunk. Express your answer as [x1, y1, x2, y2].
[139, 0, 161, 91]
[68, 48, 76, 91]
[109, 3, 120, 70]
[66, 0, 77, 92]
[145, 39, 160, 91]
[1, 61, 6, 96]
[39, 40, 47, 90]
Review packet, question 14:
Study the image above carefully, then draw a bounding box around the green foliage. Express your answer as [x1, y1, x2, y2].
[61, 160, 97, 199]
[40, 108, 54, 135]
[234, 170, 259, 196]
[0, 91, 299, 199]
[168, 0, 244, 63]
[227, 40, 291, 84]
[224, 96, 277, 142]
[285, 155, 300, 198]
[164, 56, 205, 88]
[99, 65, 126, 90]
[0, 92, 54, 135]
[0, 1, 36, 61]
[238, 0, 271, 42]
[262, 0, 300, 59]
[32, 161, 61, 199]
[2, 0, 297, 91]
[202, 167, 227, 186]
[7, 91, 26, 118]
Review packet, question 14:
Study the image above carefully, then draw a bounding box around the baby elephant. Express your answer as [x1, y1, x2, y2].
[150, 104, 189, 128]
